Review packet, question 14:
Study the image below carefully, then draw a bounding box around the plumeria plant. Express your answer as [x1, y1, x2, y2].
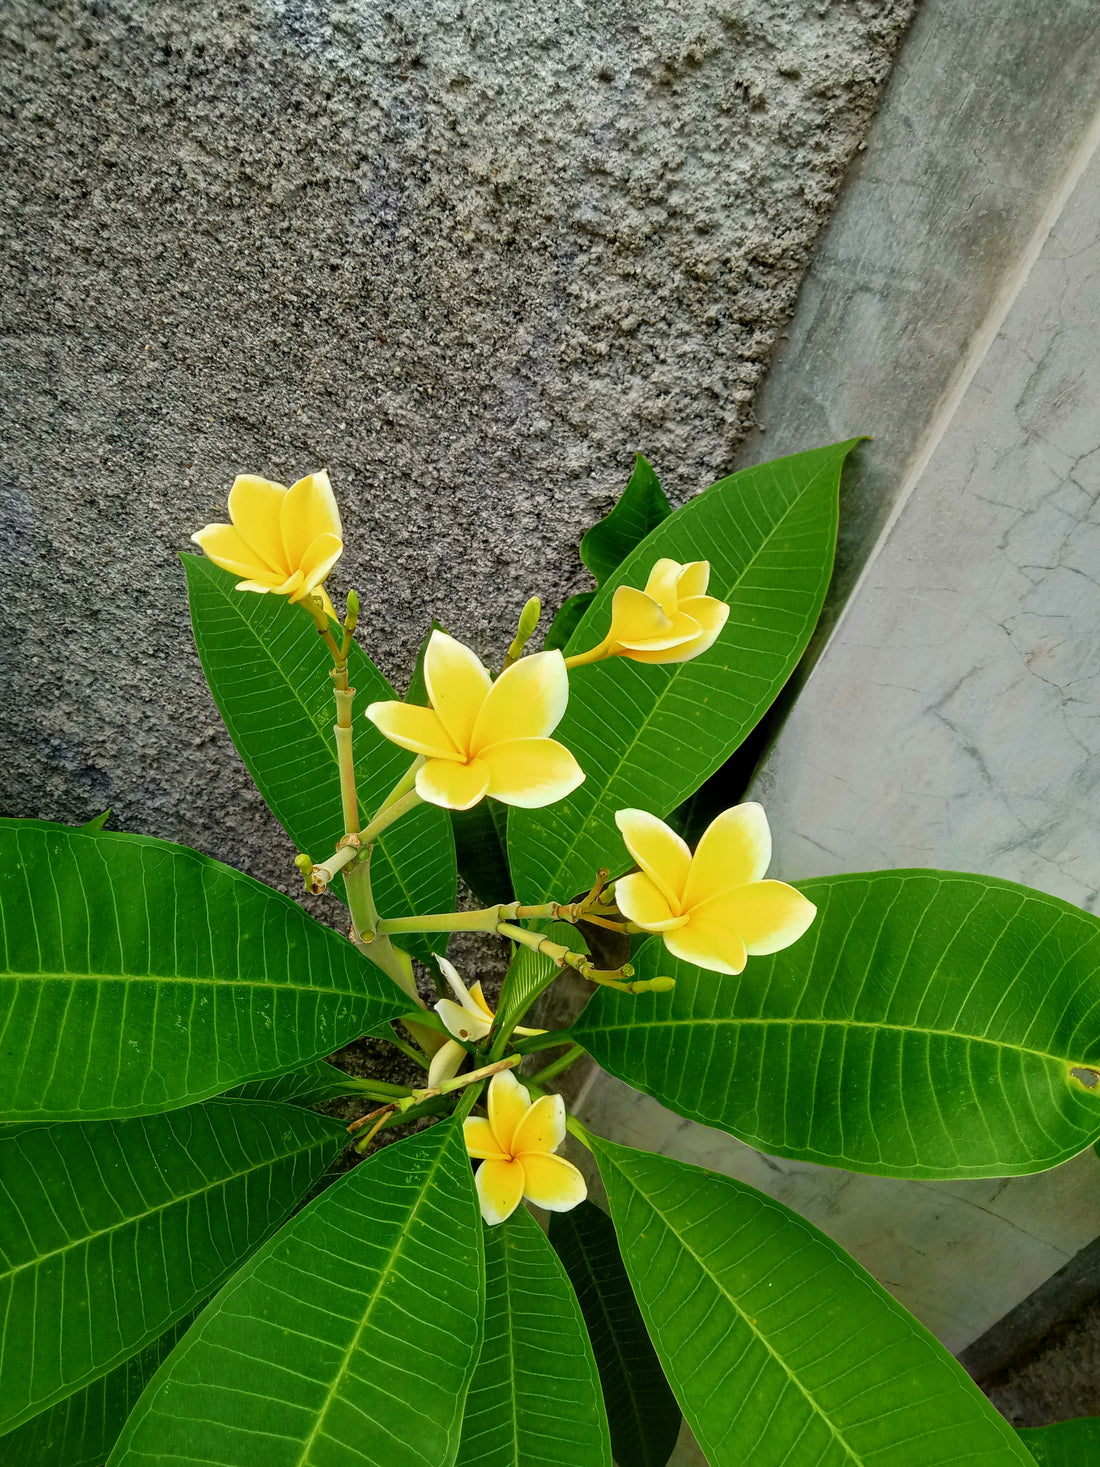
[2, 444, 1099, 1467]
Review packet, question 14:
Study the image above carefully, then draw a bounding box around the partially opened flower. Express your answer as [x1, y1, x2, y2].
[463, 1070, 587, 1225]
[569, 558, 729, 668]
[427, 956, 543, 1088]
[614, 803, 816, 976]
[365, 630, 585, 811]
[192, 471, 343, 618]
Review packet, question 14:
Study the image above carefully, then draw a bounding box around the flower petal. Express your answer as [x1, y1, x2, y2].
[479, 738, 584, 809]
[428, 1039, 467, 1088]
[701, 879, 818, 956]
[664, 916, 748, 976]
[416, 757, 491, 810]
[298, 532, 344, 593]
[470, 650, 569, 751]
[464, 1117, 509, 1161]
[618, 609, 702, 654]
[191, 524, 274, 582]
[467, 982, 496, 1023]
[614, 872, 689, 933]
[423, 631, 492, 753]
[234, 577, 284, 594]
[475, 1157, 528, 1226]
[642, 558, 684, 616]
[226, 474, 290, 576]
[280, 470, 343, 568]
[622, 596, 728, 663]
[676, 561, 711, 599]
[519, 1153, 587, 1213]
[614, 809, 691, 911]
[683, 802, 772, 909]
[511, 1092, 566, 1157]
[435, 997, 492, 1042]
[365, 702, 459, 760]
[606, 585, 675, 647]
[487, 1068, 531, 1155]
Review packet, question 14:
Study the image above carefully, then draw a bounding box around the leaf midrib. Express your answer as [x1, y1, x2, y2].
[578, 1013, 1092, 1070]
[535, 452, 840, 899]
[604, 1151, 864, 1467]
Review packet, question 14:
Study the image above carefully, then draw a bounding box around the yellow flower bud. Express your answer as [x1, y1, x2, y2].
[567, 558, 729, 669]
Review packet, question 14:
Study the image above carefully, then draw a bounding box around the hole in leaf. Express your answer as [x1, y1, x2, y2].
[1070, 1066, 1100, 1090]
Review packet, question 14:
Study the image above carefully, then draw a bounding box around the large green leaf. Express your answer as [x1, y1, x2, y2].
[457, 1207, 612, 1467]
[111, 1119, 484, 1467]
[549, 1200, 680, 1467]
[591, 1137, 1034, 1466]
[223, 1060, 361, 1107]
[509, 441, 856, 903]
[0, 1100, 346, 1433]
[574, 870, 1100, 1178]
[183, 555, 455, 961]
[0, 1318, 194, 1467]
[0, 819, 406, 1120]
[1018, 1418, 1100, 1464]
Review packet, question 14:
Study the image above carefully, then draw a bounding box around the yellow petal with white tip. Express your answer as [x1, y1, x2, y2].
[471, 650, 569, 750]
[476, 1157, 527, 1225]
[664, 917, 748, 976]
[464, 1117, 508, 1161]
[519, 1153, 587, 1213]
[617, 609, 701, 655]
[427, 1039, 467, 1088]
[614, 809, 691, 911]
[192, 524, 273, 582]
[467, 982, 495, 1023]
[435, 997, 492, 1043]
[614, 872, 689, 933]
[226, 474, 289, 575]
[298, 532, 344, 592]
[423, 631, 492, 751]
[643, 558, 684, 615]
[676, 560, 711, 599]
[511, 1092, 567, 1157]
[707, 879, 818, 956]
[416, 757, 491, 810]
[606, 585, 675, 646]
[481, 738, 584, 809]
[487, 1069, 531, 1155]
[365, 702, 459, 760]
[683, 802, 772, 909]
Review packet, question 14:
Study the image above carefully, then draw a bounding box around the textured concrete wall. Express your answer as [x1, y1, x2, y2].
[0, 0, 914, 891]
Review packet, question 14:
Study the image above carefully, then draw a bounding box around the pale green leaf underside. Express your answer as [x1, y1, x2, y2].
[509, 441, 856, 904]
[575, 870, 1100, 1178]
[549, 1200, 681, 1467]
[593, 1138, 1034, 1466]
[0, 820, 407, 1120]
[456, 1208, 612, 1467]
[183, 556, 455, 962]
[1017, 1417, 1100, 1464]
[111, 1120, 484, 1467]
[0, 1318, 194, 1467]
[0, 1100, 346, 1433]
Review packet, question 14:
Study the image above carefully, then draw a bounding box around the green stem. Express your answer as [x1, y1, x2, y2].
[385, 1028, 430, 1069]
[378, 902, 519, 937]
[374, 756, 425, 817]
[528, 1044, 585, 1085]
[359, 787, 423, 844]
[334, 684, 359, 837]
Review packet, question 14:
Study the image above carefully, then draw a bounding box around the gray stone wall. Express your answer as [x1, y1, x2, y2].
[0, 0, 915, 892]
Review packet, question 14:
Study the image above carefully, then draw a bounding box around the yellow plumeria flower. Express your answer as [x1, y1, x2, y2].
[614, 803, 816, 976]
[191, 471, 343, 618]
[427, 956, 543, 1088]
[464, 1070, 587, 1226]
[365, 630, 585, 811]
[569, 558, 729, 668]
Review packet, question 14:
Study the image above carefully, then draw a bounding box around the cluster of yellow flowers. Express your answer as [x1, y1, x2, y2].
[193, 471, 815, 1224]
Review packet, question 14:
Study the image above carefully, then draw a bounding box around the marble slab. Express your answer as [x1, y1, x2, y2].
[570, 4, 1100, 1449]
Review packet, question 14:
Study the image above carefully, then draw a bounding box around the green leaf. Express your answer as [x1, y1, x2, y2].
[0, 819, 406, 1120]
[591, 1137, 1035, 1467]
[0, 1100, 347, 1433]
[223, 1060, 359, 1107]
[495, 920, 587, 1041]
[452, 800, 514, 906]
[110, 1119, 484, 1467]
[549, 1200, 680, 1467]
[457, 1207, 612, 1467]
[80, 809, 111, 833]
[0, 1318, 194, 1467]
[183, 556, 455, 962]
[580, 453, 671, 586]
[544, 592, 595, 653]
[509, 441, 857, 903]
[573, 870, 1100, 1178]
[1017, 1418, 1100, 1464]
